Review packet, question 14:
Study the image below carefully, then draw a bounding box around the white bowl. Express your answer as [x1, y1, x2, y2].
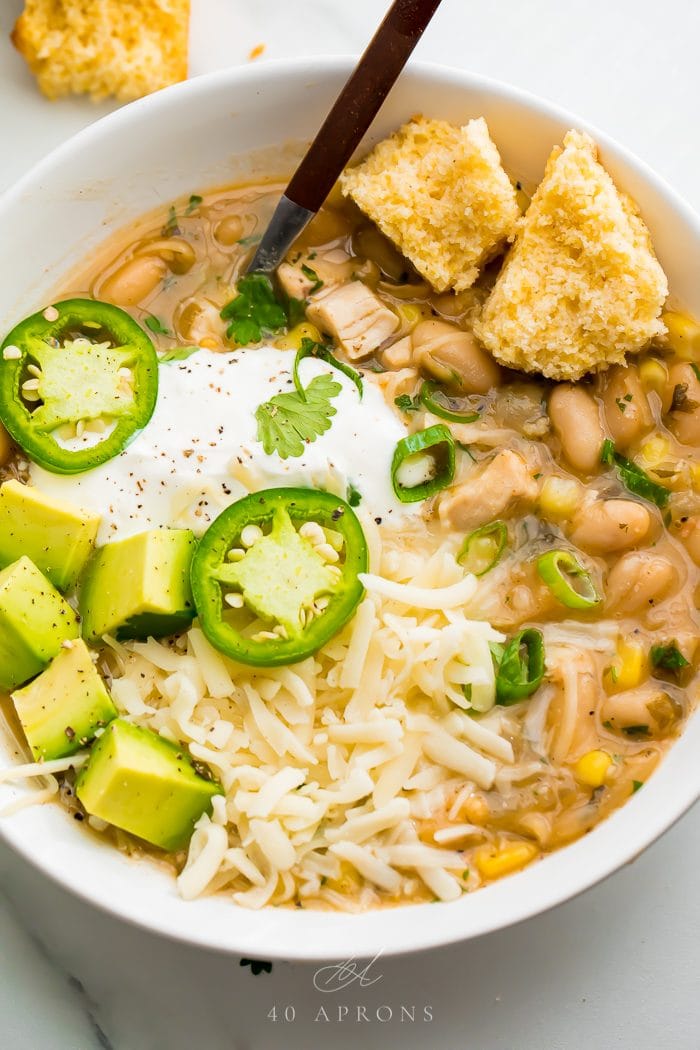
[1, 58, 698, 960]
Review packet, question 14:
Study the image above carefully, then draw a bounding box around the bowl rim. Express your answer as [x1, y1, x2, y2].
[1, 55, 699, 960]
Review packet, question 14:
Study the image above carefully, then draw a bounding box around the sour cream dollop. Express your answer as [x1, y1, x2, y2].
[30, 346, 418, 543]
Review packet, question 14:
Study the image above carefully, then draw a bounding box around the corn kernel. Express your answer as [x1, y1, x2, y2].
[324, 861, 361, 895]
[274, 322, 323, 351]
[575, 749, 613, 788]
[462, 794, 490, 825]
[475, 841, 538, 880]
[663, 311, 700, 361]
[690, 462, 700, 492]
[397, 303, 423, 332]
[640, 435, 670, 468]
[639, 357, 668, 394]
[539, 475, 583, 519]
[608, 638, 646, 692]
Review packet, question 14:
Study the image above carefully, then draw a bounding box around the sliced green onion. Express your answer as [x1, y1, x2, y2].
[536, 550, 601, 609]
[419, 381, 479, 423]
[600, 440, 669, 508]
[293, 338, 363, 400]
[457, 520, 507, 576]
[391, 424, 455, 503]
[493, 628, 545, 705]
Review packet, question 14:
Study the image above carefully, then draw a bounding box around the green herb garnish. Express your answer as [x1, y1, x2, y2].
[347, 483, 362, 507]
[145, 315, 171, 335]
[221, 273, 288, 345]
[185, 194, 203, 215]
[162, 205, 180, 237]
[632, 780, 644, 793]
[301, 264, 323, 294]
[255, 374, 341, 459]
[237, 234, 262, 247]
[394, 393, 421, 413]
[159, 346, 200, 364]
[650, 642, 690, 675]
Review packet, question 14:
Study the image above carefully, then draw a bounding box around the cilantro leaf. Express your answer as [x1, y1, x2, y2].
[650, 642, 690, 675]
[394, 393, 421, 413]
[185, 194, 203, 215]
[255, 374, 341, 459]
[221, 273, 287, 345]
[159, 346, 200, 364]
[284, 295, 307, 327]
[145, 314, 170, 335]
[347, 483, 362, 507]
[632, 780, 644, 793]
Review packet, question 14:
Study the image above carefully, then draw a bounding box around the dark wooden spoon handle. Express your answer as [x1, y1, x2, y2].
[287, 0, 444, 211]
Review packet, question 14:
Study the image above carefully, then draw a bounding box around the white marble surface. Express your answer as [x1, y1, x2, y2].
[1, 0, 699, 1047]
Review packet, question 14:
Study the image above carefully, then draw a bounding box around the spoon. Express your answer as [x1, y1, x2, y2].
[248, 0, 444, 274]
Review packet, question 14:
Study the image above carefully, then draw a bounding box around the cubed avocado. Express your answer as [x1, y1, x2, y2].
[80, 528, 196, 643]
[0, 480, 100, 591]
[0, 556, 80, 690]
[75, 719, 223, 851]
[12, 639, 117, 761]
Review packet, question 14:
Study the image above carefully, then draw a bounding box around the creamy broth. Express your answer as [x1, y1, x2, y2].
[1, 176, 698, 911]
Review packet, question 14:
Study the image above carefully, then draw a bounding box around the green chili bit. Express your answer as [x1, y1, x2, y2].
[492, 628, 545, 705]
[536, 549, 601, 609]
[420, 381, 479, 423]
[390, 424, 456, 503]
[457, 520, 508, 576]
[600, 439, 670, 508]
[159, 346, 200, 364]
[394, 392, 422, 413]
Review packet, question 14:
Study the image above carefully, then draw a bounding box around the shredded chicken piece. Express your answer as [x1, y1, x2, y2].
[438, 450, 538, 530]
[277, 261, 316, 301]
[307, 282, 399, 360]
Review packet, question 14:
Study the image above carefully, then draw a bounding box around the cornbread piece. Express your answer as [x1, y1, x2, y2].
[340, 117, 519, 293]
[474, 130, 668, 381]
[12, 0, 190, 102]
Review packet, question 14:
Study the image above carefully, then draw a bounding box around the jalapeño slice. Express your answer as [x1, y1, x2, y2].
[191, 488, 368, 667]
[0, 299, 158, 474]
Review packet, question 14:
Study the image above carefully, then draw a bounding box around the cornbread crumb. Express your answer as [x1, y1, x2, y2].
[12, 0, 190, 102]
[474, 130, 668, 380]
[340, 116, 519, 293]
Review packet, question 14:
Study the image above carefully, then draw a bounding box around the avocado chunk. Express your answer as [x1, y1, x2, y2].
[12, 639, 117, 761]
[0, 556, 80, 690]
[0, 480, 100, 591]
[80, 528, 196, 643]
[75, 719, 223, 851]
